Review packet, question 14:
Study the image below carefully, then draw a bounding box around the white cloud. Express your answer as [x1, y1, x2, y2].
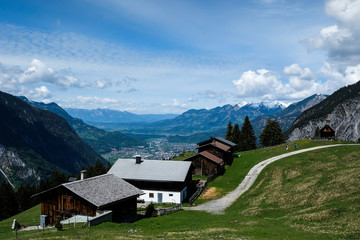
[76, 96, 117, 105]
[233, 69, 282, 97]
[18, 59, 55, 84]
[34, 86, 51, 98]
[320, 62, 360, 88]
[303, 0, 360, 66]
[161, 99, 187, 109]
[95, 78, 112, 89]
[10, 59, 88, 89]
[283, 64, 315, 91]
[325, 0, 360, 29]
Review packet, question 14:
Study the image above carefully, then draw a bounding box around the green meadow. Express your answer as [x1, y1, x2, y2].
[1, 140, 359, 239]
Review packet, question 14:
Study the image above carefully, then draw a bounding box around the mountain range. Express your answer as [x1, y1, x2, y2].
[251, 94, 328, 136]
[65, 108, 178, 124]
[164, 94, 327, 143]
[109, 102, 286, 136]
[19, 97, 145, 154]
[0, 91, 106, 187]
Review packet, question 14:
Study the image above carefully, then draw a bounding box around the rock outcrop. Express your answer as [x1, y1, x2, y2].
[288, 81, 360, 142]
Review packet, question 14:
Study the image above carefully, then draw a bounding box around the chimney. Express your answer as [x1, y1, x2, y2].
[135, 155, 142, 164]
[80, 170, 87, 180]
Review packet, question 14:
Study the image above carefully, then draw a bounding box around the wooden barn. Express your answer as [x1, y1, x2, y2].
[184, 151, 224, 176]
[320, 125, 335, 140]
[32, 174, 143, 225]
[197, 136, 236, 165]
[108, 156, 192, 204]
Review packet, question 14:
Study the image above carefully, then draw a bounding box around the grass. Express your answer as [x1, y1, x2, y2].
[1, 140, 359, 239]
[171, 152, 195, 161]
[195, 139, 348, 204]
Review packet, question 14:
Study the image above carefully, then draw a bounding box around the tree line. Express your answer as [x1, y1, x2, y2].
[225, 116, 284, 150]
[0, 161, 111, 221]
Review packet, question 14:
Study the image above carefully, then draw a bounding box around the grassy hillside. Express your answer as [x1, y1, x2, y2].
[1, 140, 359, 239]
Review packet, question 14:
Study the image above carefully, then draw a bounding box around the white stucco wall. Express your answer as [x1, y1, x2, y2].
[139, 187, 187, 204]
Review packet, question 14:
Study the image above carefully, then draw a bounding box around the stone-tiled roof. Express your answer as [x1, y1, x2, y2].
[33, 174, 143, 208]
[108, 159, 192, 182]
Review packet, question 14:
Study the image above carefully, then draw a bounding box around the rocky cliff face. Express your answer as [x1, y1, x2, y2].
[288, 97, 360, 142]
[0, 144, 40, 187]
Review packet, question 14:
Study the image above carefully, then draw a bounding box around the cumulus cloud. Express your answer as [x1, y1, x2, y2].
[1, 59, 88, 91]
[233, 69, 282, 97]
[303, 0, 360, 66]
[320, 62, 360, 88]
[0, 59, 92, 103]
[232, 64, 327, 101]
[283, 64, 315, 91]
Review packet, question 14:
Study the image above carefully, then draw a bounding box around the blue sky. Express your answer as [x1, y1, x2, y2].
[0, 0, 360, 114]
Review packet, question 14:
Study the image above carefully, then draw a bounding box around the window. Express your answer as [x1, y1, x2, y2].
[169, 194, 173, 197]
[149, 193, 154, 198]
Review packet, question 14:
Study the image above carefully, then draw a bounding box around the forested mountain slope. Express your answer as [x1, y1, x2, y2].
[19, 97, 145, 154]
[0, 91, 106, 187]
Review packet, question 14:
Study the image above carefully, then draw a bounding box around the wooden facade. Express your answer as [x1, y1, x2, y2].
[197, 142, 234, 165]
[40, 187, 96, 225]
[184, 151, 224, 176]
[320, 125, 335, 139]
[33, 174, 142, 225]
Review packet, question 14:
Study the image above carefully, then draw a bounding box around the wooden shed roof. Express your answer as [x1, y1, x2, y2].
[197, 141, 231, 152]
[33, 174, 143, 208]
[185, 151, 224, 165]
[197, 136, 236, 148]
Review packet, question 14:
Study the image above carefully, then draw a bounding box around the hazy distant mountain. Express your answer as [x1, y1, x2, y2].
[0, 91, 106, 187]
[19, 97, 145, 154]
[251, 94, 328, 136]
[288, 81, 360, 142]
[166, 96, 327, 143]
[116, 102, 285, 136]
[65, 108, 178, 124]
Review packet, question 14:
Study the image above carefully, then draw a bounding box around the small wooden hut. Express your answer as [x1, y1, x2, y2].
[320, 125, 335, 140]
[32, 174, 143, 225]
[197, 137, 236, 165]
[184, 151, 224, 176]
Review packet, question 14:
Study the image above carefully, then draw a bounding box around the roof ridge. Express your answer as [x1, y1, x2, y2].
[63, 173, 112, 186]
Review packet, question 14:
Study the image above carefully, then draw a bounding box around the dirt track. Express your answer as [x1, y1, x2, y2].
[185, 144, 359, 214]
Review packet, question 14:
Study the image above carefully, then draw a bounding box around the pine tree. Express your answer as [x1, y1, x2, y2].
[231, 123, 242, 151]
[225, 121, 233, 140]
[0, 182, 18, 220]
[259, 119, 284, 147]
[240, 116, 256, 151]
[314, 126, 320, 139]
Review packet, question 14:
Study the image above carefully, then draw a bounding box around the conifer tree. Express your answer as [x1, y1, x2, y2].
[225, 121, 233, 141]
[259, 119, 284, 147]
[240, 116, 256, 151]
[314, 126, 320, 139]
[231, 123, 242, 151]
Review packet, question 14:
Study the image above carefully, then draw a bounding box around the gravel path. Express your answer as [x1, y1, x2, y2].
[185, 144, 359, 214]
